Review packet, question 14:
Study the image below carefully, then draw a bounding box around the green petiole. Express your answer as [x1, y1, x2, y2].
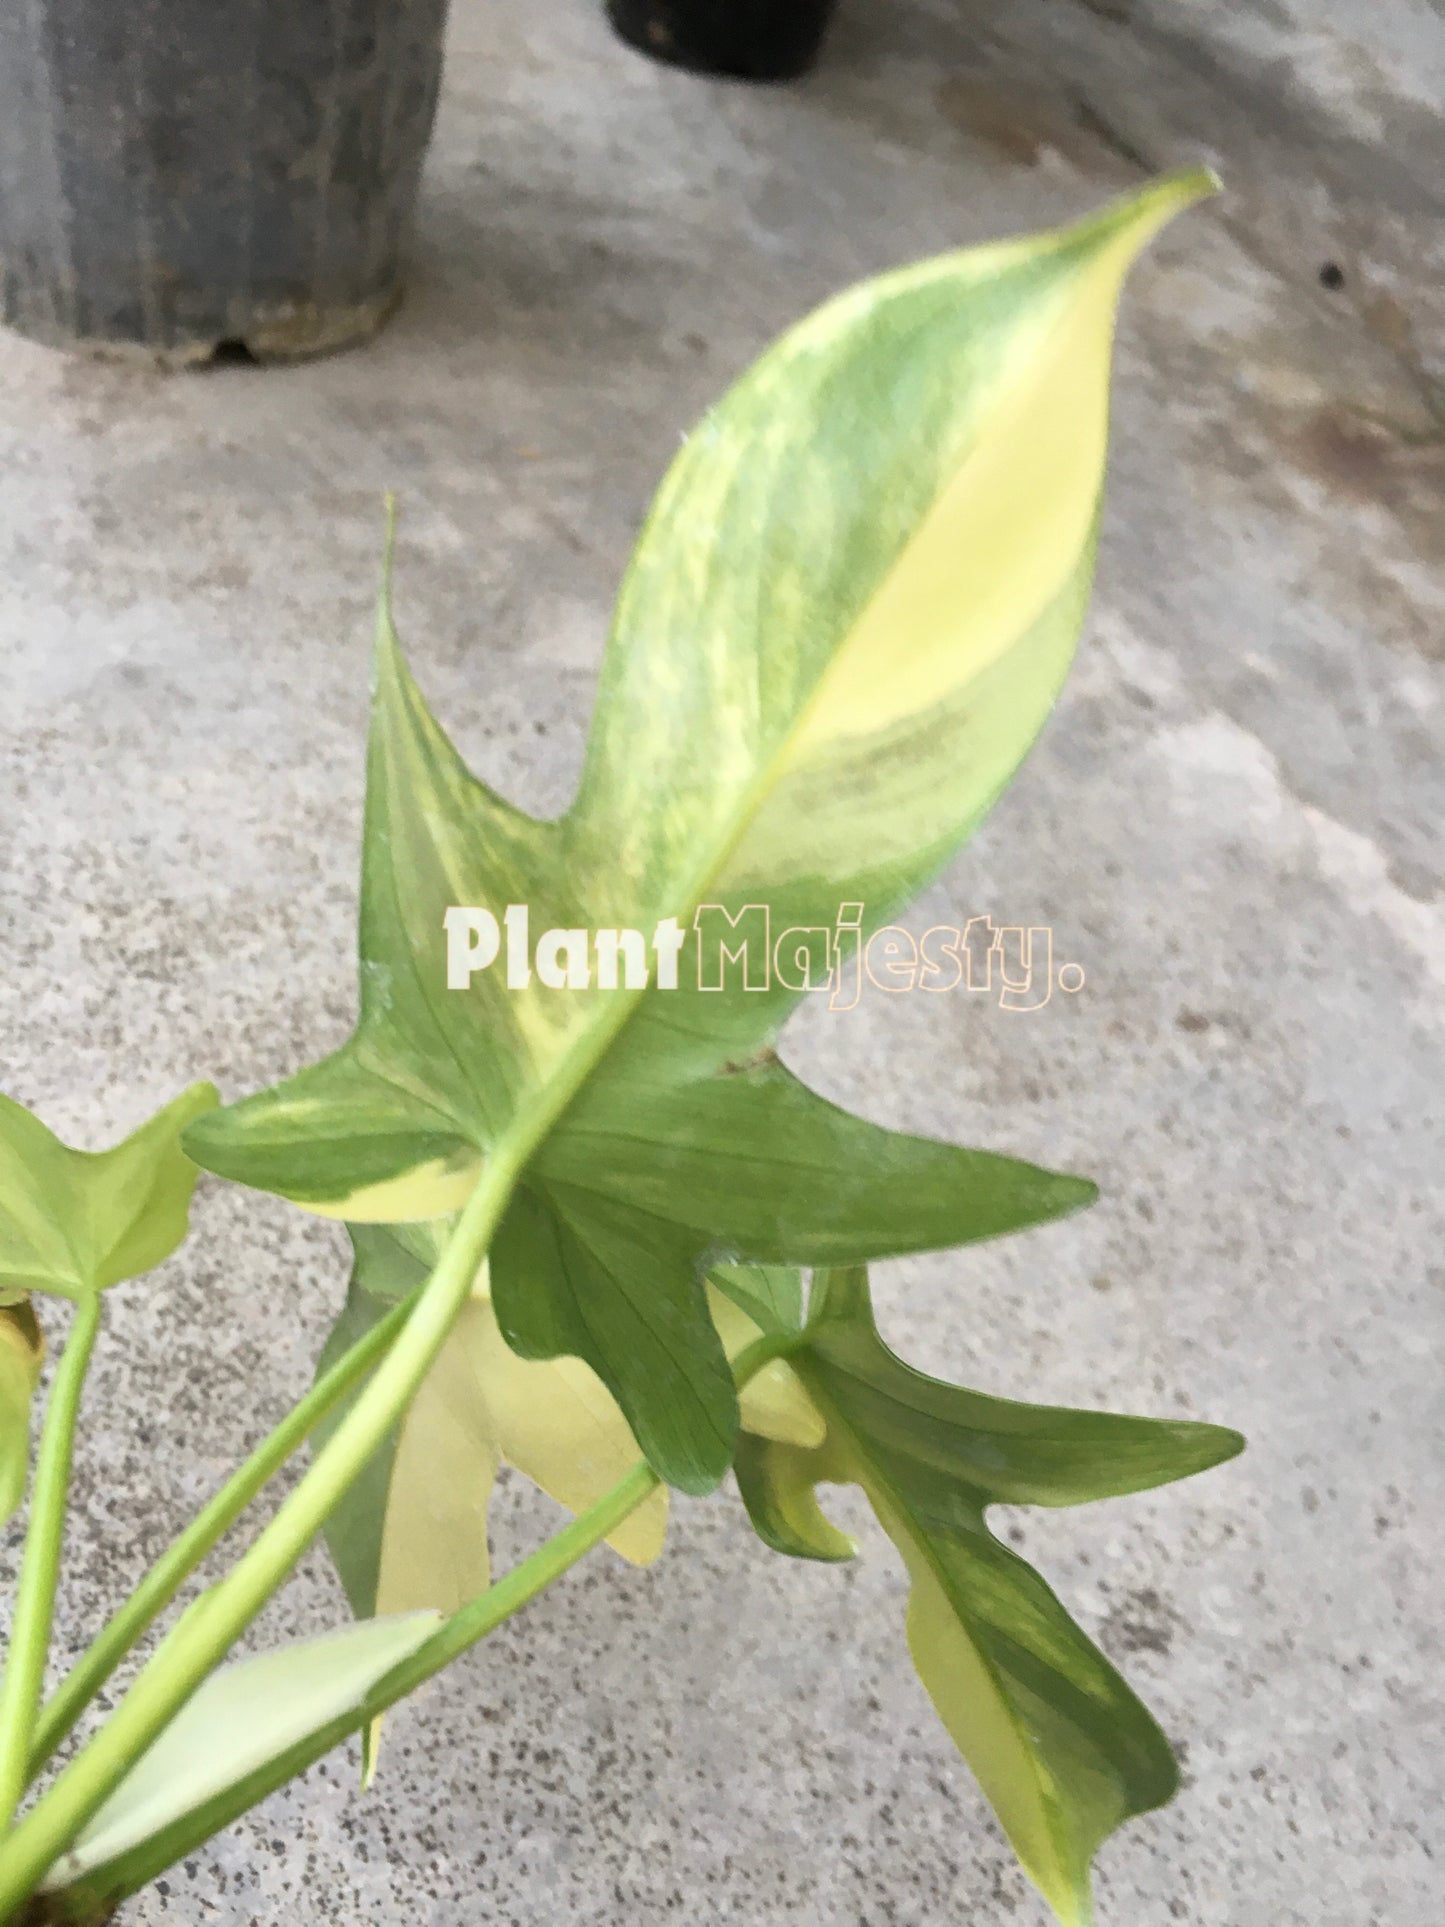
[37, 1334, 790, 1919]
[0, 1145, 518, 1914]
[0, 1298, 103, 1832]
[26, 1287, 419, 1782]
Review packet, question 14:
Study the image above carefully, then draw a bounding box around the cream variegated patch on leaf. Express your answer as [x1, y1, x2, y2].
[316, 1220, 678, 1784]
[317, 1238, 828, 1655]
[187, 174, 1214, 1494]
[40, 1614, 443, 1893]
[315, 1223, 670, 1640]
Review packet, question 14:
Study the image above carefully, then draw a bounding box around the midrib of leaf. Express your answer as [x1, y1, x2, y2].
[542, 1199, 725, 1446]
[793, 1355, 1085, 1923]
[497, 269, 1099, 1171]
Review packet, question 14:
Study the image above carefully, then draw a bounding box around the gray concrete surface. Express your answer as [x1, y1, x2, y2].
[1, 1, 1441, 1922]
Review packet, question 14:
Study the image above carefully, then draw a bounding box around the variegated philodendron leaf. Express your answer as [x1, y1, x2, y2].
[315, 1235, 823, 1782]
[734, 1265, 1243, 1927]
[186, 174, 1215, 1493]
[315, 1220, 669, 1637]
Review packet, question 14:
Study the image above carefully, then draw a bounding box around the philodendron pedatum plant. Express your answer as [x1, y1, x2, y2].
[0, 171, 1242, 1927]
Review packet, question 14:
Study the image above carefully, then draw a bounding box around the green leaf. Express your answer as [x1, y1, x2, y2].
[539, 1049, 1096, 1263]
[0, 1300, 44, 1525]
[38, 1613, 441, 1893]
[186, 174, 1214, 1492]
[0, 1085, 218, 1302]
[739, 1266, 1244, 1927]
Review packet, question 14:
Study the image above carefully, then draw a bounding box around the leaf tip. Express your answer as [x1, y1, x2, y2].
[1194, 1421, 1247, 1471]
[360, 1715, 384, 1792]
[1049, 1171, 1100, 1219]
[176, 1080, 222, 1129]
[1154, 162, 1223, 207]
[1064, 164, 1221, 287]
[178, 1107, 222, 1167]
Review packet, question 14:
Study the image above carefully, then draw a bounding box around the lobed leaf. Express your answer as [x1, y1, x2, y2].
[316, 1223, 669, 1646]
[186, 175, 1214, 1490]
[315, 1234, 822, 1733]
[736, 1266, 1244, 1926]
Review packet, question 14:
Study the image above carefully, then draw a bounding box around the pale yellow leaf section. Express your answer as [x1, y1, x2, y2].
[895, 1533, 1089, 1927]
[706, 1284, 825, 1448]
[779, 178, 1205, 759]
[365, 1301, 498, 1788]
[309, 1155, 482, 1226]
[46, 1614, 442, 1888]
[471, 1282, 669, 1567]
[374, 1299, 500, 1617]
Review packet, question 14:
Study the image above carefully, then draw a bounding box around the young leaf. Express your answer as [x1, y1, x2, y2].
[0, 1300, 44, 1524]
[738, 1266, 1244, 1927]
[38, 1613, 441, 1893]
[0, 1086, 218, 1302]
[734, 1432, 858, 1563]
[186, 175, 1214, 1491]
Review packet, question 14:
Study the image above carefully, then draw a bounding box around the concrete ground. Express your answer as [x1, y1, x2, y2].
[1, 1, 1440, 1923]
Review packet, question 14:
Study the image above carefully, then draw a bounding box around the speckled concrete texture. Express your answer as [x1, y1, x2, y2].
[0, 2, 1440, 1923]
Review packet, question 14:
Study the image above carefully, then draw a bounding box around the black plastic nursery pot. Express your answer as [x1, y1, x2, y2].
[0, 0, 450, 363]
[606, 0, 839, 82]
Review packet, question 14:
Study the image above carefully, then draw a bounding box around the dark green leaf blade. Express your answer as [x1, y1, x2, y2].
[313, 1260, 409, 1624]
[544, 1052, 1096, 1264]
[808, 1265, 1244, 1507]
[490, 1184, 738, 1496]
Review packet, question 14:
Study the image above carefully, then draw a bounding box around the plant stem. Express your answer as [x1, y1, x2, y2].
[26, 1289, 417, 1782]
[40, 1333, 791, 1914]
[0, 1140, 524, 1913]
[0, 1297, 103, 1831]
[62, 1461, 662, 1912]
